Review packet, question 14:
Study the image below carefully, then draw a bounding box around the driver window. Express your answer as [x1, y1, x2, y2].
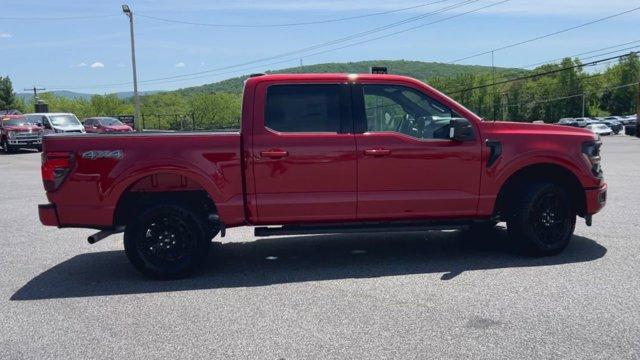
[363, 85, 460, 140]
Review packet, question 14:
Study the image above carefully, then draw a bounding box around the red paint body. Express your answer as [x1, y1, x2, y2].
[38, 74, 607, 230]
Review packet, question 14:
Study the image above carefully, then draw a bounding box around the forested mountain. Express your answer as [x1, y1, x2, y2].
[173, 60, 525, 95]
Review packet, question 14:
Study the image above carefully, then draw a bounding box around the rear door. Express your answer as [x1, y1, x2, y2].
[353, 83, 482, 220]
[251, 82, 357, 223]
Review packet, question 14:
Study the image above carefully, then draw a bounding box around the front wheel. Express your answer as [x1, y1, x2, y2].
[124, 203, 212, 279]
[507, 182, 576, 256]
[2, 140, 16, 153]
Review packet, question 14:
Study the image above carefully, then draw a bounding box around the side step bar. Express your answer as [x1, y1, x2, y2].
[254, 220, 473, 237]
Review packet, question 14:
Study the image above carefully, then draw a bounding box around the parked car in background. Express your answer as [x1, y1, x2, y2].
[586, 123, 612, 136]
[0, 115, 43, 153]
[25, 113, 85, 134]
[625, 122, 637, 136]
[83, 117, 134, 133]
[595, 120, 623, 134]
[573, 117, 590, 127]
[622, 115, 637, 125]
[558, 118, 579, 127]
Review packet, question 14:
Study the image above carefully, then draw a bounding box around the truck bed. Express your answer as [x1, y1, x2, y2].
[42, 131, 245, 228]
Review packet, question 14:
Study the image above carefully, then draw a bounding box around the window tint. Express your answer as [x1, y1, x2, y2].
[363, 85, 461, 140]
[265, 84, 342, 133]
[84, 119, 94, 125]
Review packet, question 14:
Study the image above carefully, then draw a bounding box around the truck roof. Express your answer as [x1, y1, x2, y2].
[246, 73, 424, 84]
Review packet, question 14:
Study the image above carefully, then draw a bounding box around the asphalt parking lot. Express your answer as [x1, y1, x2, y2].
[0, 135, 638, 359]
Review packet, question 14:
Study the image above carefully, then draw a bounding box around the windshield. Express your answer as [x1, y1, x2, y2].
[49, 114, 80, 127]
[2, 118, 29, 126]
[98, 118, 124, 126]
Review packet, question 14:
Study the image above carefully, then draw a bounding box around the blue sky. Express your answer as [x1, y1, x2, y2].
[1, 0, 639, 94]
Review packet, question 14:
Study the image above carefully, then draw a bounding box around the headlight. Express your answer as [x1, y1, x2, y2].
[8, 131, 16, 139]
[582, 140, 602, 178]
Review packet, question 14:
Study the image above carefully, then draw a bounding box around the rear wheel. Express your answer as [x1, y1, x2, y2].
[124, 203, 212, 279]
[507, 182, 576, 256]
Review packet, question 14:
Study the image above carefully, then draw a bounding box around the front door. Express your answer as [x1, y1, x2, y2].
[252, 83, 357, 223]
[353, 83, 482, 220]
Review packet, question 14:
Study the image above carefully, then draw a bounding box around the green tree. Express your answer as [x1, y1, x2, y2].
[0, 76, 18, 110]
[600, 53, 639, 115]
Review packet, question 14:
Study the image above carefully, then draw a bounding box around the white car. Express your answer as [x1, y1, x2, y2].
[586, 123, 612, 136]
[24, 113, 86, 134]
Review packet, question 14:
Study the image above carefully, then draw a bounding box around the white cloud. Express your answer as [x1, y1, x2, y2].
[0, 32, 12, 38]
[90, 62, 105, 68]
[72, 62, 88, 68]
[175, 62, 186, 68]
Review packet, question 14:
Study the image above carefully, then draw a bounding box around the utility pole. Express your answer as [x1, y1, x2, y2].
[582, 93, 586, 117]
[23, 86, 45, 101]
[501, 92, 509, 121]
[492, 50, 497, 121]
[122, 5, 142, 132]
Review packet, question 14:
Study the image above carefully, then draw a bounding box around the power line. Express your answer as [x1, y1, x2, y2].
[145, 0, 511, 87]
[508, 81, 640, 108]
[133, 0, 483, 83]
[521, 39, 640, 69]
[0, 14, 118, 20]
[447, 52, 639, 95]
[45, 0, 499, 90]
[136, 0, 453, 28]
[449, 5, 640, 64]
[442, 42, 640, 96]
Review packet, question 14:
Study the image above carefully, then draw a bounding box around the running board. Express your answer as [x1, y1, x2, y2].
[254, 220, 473, 237]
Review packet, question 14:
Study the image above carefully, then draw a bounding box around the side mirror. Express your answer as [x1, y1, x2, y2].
[449, 118, 475, 141]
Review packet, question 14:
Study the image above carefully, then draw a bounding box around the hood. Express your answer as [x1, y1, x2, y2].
[54, 124, 84, 131]
[3, 124, 43, 132]
[103, 124, 132, 131]
[485, 120, 596, 138]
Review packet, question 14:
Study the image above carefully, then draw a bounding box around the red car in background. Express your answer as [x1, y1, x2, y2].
[1, 115, 43, 153]
[83, 117, 133, 133]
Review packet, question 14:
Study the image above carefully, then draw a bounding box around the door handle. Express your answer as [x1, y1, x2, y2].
[364, 149, 391, 156]
[260, 149, 289, 159]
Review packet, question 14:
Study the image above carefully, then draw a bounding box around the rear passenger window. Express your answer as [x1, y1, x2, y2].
[265, 84, 342, 133]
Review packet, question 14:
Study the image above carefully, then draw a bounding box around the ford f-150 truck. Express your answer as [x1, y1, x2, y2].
[1, 115, 43, 153]
[38, 73, 607, 279]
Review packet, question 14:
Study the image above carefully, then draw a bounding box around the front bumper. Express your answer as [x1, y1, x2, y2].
[38, 204, 60, 227]
[585, 183, 607, 215]
[8, 139, 42, 146]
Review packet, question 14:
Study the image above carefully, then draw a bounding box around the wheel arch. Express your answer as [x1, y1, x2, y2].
[493, 162, 587, 218]
[112, 171, 220, 228]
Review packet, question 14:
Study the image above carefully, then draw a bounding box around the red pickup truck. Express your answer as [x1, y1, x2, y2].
[38, 73, 607, 278]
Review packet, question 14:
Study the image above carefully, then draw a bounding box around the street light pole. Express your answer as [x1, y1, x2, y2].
[122, 5, 142, 132]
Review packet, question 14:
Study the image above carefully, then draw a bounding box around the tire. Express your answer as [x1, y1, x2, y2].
[506, 182, 576, 256]
[36, 145, 42, 152]
[124, 202, 212, 279]
[2, 140, 16, 154]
